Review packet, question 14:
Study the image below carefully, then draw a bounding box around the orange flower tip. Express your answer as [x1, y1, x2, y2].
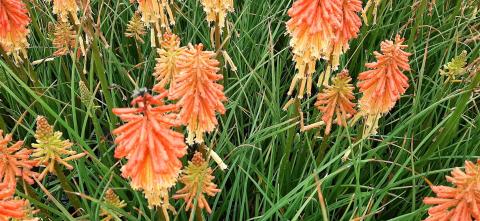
[357, 35, 411, 116]
[169, 43, 227, 144]
[154, 33, 185, 92]
[0, 0, 31, 61]
[423, 160, 480, 220]
[0, 130, 38, 187]
[112, 92, 186, 206]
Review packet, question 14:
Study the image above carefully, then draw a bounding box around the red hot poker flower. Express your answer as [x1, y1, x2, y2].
[51, 0, 79, 24]
[357, 35, 411, 115]
[173, 152, 221, 214]
[0, 130, 39, 189]
[153, 33, 185, 92]
[0, 0, 30, 60]
[169, 44, 227, 145]
[286, 0, 343, 97]
[315, 70, 356, 135]
[423, 160, 480, 220]
[329, 0, 362, 70]
[0, 197, 29, 221]
[112, 90, 187, 207]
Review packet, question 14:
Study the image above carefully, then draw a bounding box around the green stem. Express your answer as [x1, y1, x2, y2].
[54, 163, 83, 212]
[422, 64, 480, 163]
[280, 98, 300, 193]
[195, 207, 204, 221]
[91, 38, 118, 129]
[315, 133, 331, 166]
[20, 180, 52, 219]
[214, 15, 225, 83]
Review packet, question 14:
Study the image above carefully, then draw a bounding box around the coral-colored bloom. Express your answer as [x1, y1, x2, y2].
[357, 35, 411, 115]
[0, 0, 30, 60]
[200, 0, 234, 30]
[286, 0, 363, 96]
[153, 33, 185, 92]
[173, 152, 221, 214]
[315, 70, 356, 135]
[286, 0, 342, 97]
[32, 116, 86, 180]
[0, 197, 28, 221]
[112, 91, 187, 207]
[329, 0, 362, 69]
[51, 0, 79, 24]
[0, 130, 38, 189]
[423, 160, 480, 220]
[169, 44, 227, 144]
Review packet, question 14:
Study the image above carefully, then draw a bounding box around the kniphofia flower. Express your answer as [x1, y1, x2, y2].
[169, 44, 227, 144]
[51, 21, 77, 56]
[315, 70, 356, 135]
[100, 189, 127, 221]
[423, 160, 480, 220]
[153, 33, 185, 92]
[173, 152, 221, 214]
[0, 130, 38, 189]
[32, 116, 86, 180]
[200, 0, 234, 30]
[357, 35, 411, 115]
[440, 50, 468, 83]
[135, 0, 175, 28]
[51, 0, 80, 24]
[125, 12, 146, 43]
[112, 90, 187, 207]
[329, 0, 362, 70]
[0, 197, 29, 221]
[50, 0, 79, 24]
[286, 0, 342, 98]
[356, 35, 410, 135]
[0, 0, 30, 61]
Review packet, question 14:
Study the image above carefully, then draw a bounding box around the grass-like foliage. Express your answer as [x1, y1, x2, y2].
[0, 0, 479, 220]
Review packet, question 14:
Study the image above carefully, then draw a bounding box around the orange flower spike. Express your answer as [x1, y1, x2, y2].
[153, 33, 185, 92]
[51, 0, 80, 24]
[169, 44, 227, 145]
[329, 0, 363, 70]
[173, 152, 221, 214]
[0, 130, 39, 188]
[0, 0, 30, 61]
[0, 198, 28, 220]
[112, 90, 187, 207]
[423, 160, 480, 220]
[357, 35, 411, 115]
[286, 0, 343, 97]
[315, 70, 356, 135]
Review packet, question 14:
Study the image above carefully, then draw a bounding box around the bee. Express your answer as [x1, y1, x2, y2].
[131, 87, 149, 98]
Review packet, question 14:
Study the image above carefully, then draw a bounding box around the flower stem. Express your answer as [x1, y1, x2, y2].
[195, 207, 204, 221]
[91, 38, 118, 129]
[214, 15, 225, 84]
[54, 163, 83, 212]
